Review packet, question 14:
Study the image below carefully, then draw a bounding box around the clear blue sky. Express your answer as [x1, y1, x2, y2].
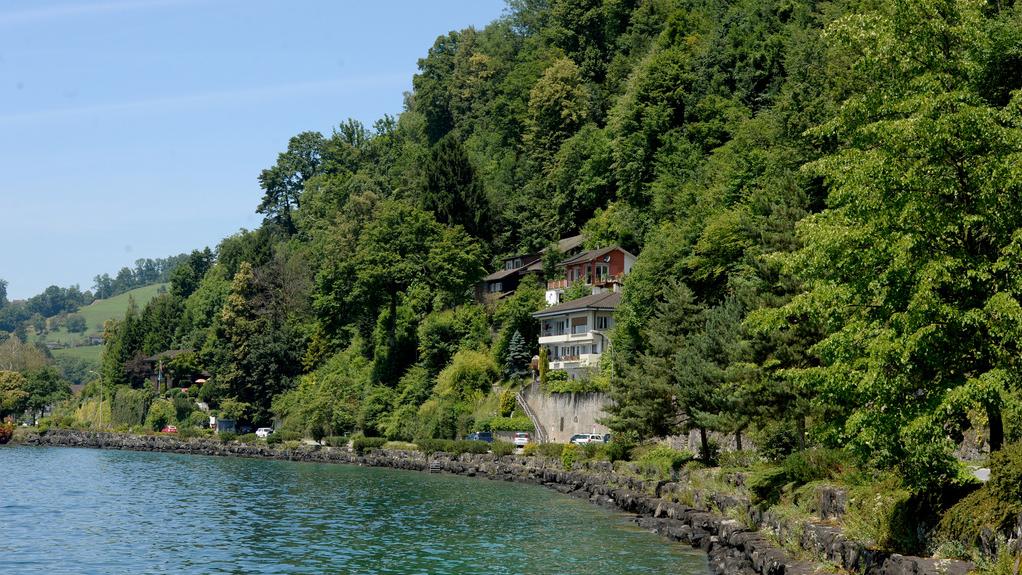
[0, 0, 506, 300]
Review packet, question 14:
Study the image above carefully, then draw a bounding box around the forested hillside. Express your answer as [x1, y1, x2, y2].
[38, 0, 1022, 531]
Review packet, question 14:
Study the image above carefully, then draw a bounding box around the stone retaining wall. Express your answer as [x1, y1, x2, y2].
[11, 430, 974, 575]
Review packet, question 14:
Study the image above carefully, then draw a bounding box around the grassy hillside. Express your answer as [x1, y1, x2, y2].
[51, 345, 103, 365]
[34, 283, 168, 346]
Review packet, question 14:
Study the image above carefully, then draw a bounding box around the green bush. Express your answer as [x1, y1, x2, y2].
[266, 432, 284, 445]
[144, 399, 176, 432]
[352, 435, 387, 454]
[188, 411, 210, 429]
[843, 475, 918, 552]
[416, 438, 491, 455]
[719, 450, 761, 469]
[582, 442, 604, 460]
[218, 431, 237, 442]
[782, 448, 846, 484]
[634, 445, 695, 480]
[487, 416, 535, 432]
[748, 467, 790, 505]
[561, 444, 581, 469]
[989, 442, 1022, 504]
[491, 440, 515, 456]
[324, 435, 349, 447]
[935, 442, 1022, 551]
[603, 440, 632, 462]
[236, 433, 257, 443]
[536, 443, 565, 458]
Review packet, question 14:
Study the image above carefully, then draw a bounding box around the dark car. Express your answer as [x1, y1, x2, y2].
[466, 431, 494, 443]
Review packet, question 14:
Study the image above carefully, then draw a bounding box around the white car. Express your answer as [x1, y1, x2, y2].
[569, 433, 606, 445]
[255, 427, 274, 439]
[513, 432, 531, 447]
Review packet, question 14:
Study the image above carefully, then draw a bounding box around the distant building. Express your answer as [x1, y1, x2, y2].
[533, 291, 620, 377]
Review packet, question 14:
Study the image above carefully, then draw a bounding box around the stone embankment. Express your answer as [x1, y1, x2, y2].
[13, 430, 974, 575]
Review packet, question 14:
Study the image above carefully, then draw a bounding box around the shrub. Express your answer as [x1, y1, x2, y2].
[188, 411, 209, 429]
[276, 430, 302, 442]
[383, 441, 417, 451]
[989, 442, 1022, 504]
[782, 448, 846, 484]
[843, 475, 917, 552]
[416, 438, 490, 455]
[218, 431, 237, 442]
[634, 445, 695, 480]
[603, 440, 633, 462]
[561, 443, 580, 469]
[491, 440, 515, 456]
[523, 443, 538, 456]
[487, 416, 534, 432]
[0, 420, 13, 444]
[582, 442, 603, 460]
[719, 450, 760, 469]
[352, 435, 387, 454]
[935, 442, 1022, 551]
[498, 388, 516, 417]
[266, 432, 284, 445]
[536, 443, 565, 458]
[236, 433, 257, 443]
[748, 467, 790, 505]
[144, 399, 176, 432]
[324, 435, 349, 448]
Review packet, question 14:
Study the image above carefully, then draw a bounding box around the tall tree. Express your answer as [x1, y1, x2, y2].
[257, 131, 326, 234]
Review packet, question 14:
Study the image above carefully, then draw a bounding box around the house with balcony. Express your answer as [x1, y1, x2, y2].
[545, 246, 636, 305]
[533, 291, 620, 377]
[476, 234, 588, 302]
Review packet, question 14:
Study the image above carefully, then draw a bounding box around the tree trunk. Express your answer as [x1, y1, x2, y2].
[735, 428, 743, 452]
[699, 427, 709, 461]
[988, 403, 1004, 453]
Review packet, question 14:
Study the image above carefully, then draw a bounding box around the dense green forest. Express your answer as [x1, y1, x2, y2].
[7, 0, 1022, 560]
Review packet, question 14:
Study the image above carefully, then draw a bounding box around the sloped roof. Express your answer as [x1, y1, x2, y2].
[482, 267, 521, 282]
[532, 291, 621, 318]
[560, 246, 633, 266]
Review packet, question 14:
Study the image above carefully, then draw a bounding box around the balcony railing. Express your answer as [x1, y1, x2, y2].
[542, 328, 566, 337]
[571, 324, 589, 335]
[547, 278, 570, 290]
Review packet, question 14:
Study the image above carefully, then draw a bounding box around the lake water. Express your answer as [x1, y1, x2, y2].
[0, 446, 709, 574]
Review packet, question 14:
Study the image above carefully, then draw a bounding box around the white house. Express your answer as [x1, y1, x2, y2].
[533, 291, 620, 377]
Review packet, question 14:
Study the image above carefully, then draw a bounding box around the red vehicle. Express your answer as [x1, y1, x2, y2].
[161, 425, 178, 434]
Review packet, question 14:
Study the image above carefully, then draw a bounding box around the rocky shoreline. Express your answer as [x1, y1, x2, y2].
[11, 430, 974, 575]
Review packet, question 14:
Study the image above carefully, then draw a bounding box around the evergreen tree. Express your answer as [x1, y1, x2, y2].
[504, 330, 531, 379]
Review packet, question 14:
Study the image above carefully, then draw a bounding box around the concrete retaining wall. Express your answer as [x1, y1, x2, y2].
[520, 382, 611, 443]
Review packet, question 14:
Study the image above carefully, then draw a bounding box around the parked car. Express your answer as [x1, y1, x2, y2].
[466, 431, 493, 443]
[255, 427, 274, 439]
[569, 433, 607, 445]
[513, 432, 530, 447]
[161, 425, 178, 434]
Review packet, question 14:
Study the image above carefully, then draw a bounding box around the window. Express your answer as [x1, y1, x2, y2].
[596, 316, 610, 330]
[505, 260, 514, 270]
[596, 263, 609, 281]
[514, 258, 522, 268]
[489, 282, 502, 293]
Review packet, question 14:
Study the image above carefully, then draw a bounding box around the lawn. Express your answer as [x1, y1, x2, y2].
[51, 345, 103, 364]
[32, 283, 168, 346]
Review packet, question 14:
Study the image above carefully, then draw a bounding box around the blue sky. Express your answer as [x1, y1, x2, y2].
[0, 0, 506, 299]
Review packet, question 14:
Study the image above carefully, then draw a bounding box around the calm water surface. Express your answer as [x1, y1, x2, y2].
[0, 446, 708, 574]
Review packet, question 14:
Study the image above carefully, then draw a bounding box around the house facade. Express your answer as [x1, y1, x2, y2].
[476, 234, 587, 302]
[533, 291, 620, 377]
[545, 246, 636, 305]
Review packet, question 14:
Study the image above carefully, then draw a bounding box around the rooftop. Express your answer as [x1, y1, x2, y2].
[560, 245, 634, 266]
[532, 291, 621, 318]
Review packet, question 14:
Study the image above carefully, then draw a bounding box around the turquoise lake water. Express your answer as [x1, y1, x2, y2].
[0, 446, 709, 574]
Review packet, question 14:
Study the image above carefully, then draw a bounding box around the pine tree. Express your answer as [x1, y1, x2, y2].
[504, 330, 531, 380]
